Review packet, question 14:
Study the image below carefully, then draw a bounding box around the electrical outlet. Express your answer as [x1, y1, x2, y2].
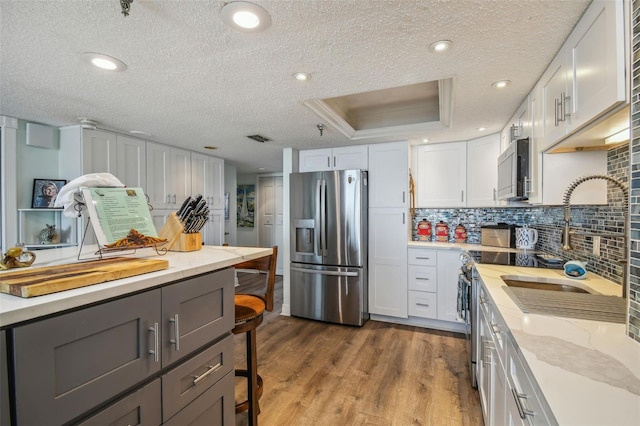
[593, 236, 601, 256]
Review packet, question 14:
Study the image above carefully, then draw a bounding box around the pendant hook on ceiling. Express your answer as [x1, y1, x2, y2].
[120, 0, 133, 16]
[317, 124, 325, 136]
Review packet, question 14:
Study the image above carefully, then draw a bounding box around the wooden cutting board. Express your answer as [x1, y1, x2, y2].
[0, 257, 169, 298]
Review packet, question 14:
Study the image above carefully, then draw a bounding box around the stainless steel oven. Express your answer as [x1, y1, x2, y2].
[458, 252, 476, 387]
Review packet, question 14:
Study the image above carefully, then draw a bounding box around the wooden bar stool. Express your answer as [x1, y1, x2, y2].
[233, 246, 277, 426]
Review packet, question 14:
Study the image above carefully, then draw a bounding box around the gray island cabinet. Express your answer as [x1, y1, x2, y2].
[0, 245, 272, 425]
[4, 266, 236, 425]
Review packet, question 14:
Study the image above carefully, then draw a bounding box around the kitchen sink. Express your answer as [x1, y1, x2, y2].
[500, 275, 626, 323]
[501, 275, 596, 294]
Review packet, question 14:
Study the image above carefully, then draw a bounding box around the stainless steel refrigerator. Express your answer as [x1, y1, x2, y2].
[290, 169, 368, 326]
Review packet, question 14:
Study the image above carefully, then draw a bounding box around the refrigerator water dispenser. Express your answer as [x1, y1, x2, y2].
[294, 219, 315, 255]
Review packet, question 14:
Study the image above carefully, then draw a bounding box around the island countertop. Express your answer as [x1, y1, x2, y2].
[0, 245, 272, 328]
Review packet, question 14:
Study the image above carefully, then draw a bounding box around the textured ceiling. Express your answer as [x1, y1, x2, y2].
[0, 0, 591, 173]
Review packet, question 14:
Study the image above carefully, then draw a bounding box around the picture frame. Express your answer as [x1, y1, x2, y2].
[31, 179, 66, 209]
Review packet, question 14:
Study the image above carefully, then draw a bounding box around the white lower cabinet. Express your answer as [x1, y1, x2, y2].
[476, 277, 557, 426]
[404, 247, 464, 330]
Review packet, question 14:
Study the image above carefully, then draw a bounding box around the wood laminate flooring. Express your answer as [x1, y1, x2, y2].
[234, 272, 483, 426]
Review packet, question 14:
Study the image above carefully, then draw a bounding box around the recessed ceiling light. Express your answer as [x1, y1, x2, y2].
[258, 167, 266, 171]
[429, 40, 452, 52]
[82, 52, 127, 72]
[477, 127, 487, 132]
[491, 80, 511, 89]
[204, 145, 218, 150]
[129, 130, 151, 137]
[221, 1, 271, 33]
[293, 72, 311, 81]
[422, 138, 429, 143]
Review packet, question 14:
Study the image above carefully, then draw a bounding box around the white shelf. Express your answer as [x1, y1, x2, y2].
[17, 209, 80, 249]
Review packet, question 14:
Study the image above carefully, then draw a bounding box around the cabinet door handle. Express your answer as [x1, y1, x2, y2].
[327, 157, 331, 168]
[402, 212, 405, 225]
[166, 194, 171, 204]
[560, 91, 571, 122]
[554, 97, 560, 127]
[493, 188, 496, 201]
[490, 322, 500, 334]
[333, 156, 336, 168]
[169, 313, 180, 351]
[172, 194, 177, 204]
[192, 362, 222, 385]
[402, 191, 406, 204]
[512, 388, 535, 420]
[148, 322, 159, 363]
[461, 190, 464, 203]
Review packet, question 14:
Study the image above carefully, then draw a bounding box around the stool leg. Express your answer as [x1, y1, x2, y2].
[246, 328, 259, 426]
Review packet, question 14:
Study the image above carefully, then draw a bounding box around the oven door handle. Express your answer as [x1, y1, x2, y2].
[459, 273, 471, 286]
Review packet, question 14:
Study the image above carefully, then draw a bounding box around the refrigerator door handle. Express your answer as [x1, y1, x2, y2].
[290, 267, 359, 277]
[315, 179, 322, 256]
[320, 178, 327, 256]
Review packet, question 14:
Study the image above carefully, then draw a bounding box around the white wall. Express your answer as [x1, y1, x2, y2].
[224, 163, 237, 246]
[15, 120, 60, 208]
[236, 173, 258, 247]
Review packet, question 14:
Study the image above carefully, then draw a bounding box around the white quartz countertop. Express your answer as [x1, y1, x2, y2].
[408, 241, 640, 425]
[475, 263, 640, 426]
[0, 245, 272, 328]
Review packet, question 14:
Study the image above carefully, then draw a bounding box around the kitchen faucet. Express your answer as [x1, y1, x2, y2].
[562, 174, 629, 298]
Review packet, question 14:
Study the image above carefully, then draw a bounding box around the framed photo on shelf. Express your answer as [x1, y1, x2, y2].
[31, 179, 66, 209]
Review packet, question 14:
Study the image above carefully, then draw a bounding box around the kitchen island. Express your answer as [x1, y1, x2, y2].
[0, 244, 272, 426]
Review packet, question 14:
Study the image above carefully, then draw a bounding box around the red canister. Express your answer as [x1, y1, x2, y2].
[435, 221, 449, 242]
[416, 219, 432, 241]
[454, 224, 467, 243]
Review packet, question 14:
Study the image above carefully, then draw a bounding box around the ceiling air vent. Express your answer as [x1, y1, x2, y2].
[246, 134, 271, 143]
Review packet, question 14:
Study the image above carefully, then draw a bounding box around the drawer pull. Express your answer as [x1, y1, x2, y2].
[416, 277, 430, 281]
[512, 388, 535, 419]
[416, 302, 430, 307]
[169, 313, 180, 351]
[192, 362, 222, 385]
[415, 256, 431, 260]
[148, 322, 159, 363]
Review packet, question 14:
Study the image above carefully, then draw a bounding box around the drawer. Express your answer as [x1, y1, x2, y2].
[163, 370, 234, 426]
[77, 378, 161, 426]
[506, 341, 553, 425]
[162, 334, 233, 422]
[408, 265, 437, 292]
[408, 291, 437, 319]
[408, 248, 437, 266]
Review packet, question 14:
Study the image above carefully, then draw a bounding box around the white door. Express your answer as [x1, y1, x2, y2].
[467, 134, 500, 207]
[436, 250, 463, 323]
[258, 176, 284, 273]
[299, 148, 332, 172]
[539, 52, 569, 151]
[146, 143, 172, 209]
[170, 147, 191, 208]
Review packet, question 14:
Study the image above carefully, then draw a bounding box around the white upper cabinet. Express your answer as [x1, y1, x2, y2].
[368, 141, 408, 208]
[146, 142, 191, 210]
[539, 51, 571, 151]
[538, 0, 626, 152]
[567, 0, 626, 128]
[467, 134, 501, 207]
[191, 153, 224, 210]
[115, 135, 147, 189]
[299, 145, 368, 172]
[413, 141, 467, 207]
[59, 127, 147, 190]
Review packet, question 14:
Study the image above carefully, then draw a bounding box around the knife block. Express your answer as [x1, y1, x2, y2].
[171, 232, 202, 252]
[158, 213, 202, 252]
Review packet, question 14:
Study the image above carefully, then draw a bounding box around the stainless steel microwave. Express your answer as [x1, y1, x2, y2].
[497, 138, 530, 200]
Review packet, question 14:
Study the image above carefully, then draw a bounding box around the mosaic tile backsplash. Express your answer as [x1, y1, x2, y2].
[629, 0, 640, 342]
[412, 144, 630, 288]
